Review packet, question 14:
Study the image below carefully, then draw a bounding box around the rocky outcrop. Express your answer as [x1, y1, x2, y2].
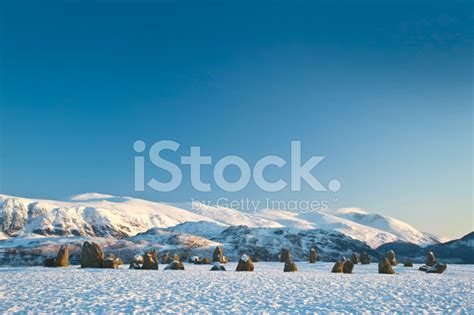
[236, 254, 254, 272]
[309, 248, 317, 263]
[283, 261, 298, 272]
[360, 252, 371, 264]
[44, 244, 69, 267]
[403, 259, 413, 267]
[378, 257, 395, 274]
[81, 241, 104, 268]
[280, 248, 291, 263]
[386, 250, 398, 266]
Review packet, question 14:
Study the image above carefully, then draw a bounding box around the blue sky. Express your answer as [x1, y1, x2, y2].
[0, 0, 472, 238]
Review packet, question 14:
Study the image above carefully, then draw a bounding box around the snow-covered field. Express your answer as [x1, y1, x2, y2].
[0, 262, 471, 313]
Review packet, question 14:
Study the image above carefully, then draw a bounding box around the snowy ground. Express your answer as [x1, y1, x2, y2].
[0, 262, 471, 313]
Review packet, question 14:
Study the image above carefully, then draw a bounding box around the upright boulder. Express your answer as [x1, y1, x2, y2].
[351, 253, 359, 265]
[386, 250, 398, 266]
[161, 253, 172, 264]
[201, 257, 211, 264]
[342, 260, 354, 274]
[129, 255, 143, 269]
[142, 250, 159, 270]
[81, 241, 104, 268]
[44, 244, 69, 267]
[213, 246, 225, 263]
[236, 254, 254, 272]
[426, 262, 447, 274]
[378, 257, 395, 274]
[426, 251, 437, 267]
[210, 262, 226, 271]
[309, 248, 317, 263]
[360, 252, 371, 265]
[280, 248, 291, 263]
[102, 257, 121, 269]
[283, 261, 298, 272]
[331, 261, 343, 273]
[164, 260, 185, 270]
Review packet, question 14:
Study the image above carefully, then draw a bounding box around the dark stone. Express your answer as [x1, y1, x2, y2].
[201, 257, 211, 264]
[210, 263, 226, 271]
[342, 260, 354, 273]
[426, 251, 437, 267]
[142, 250, 159, 270]
[213, 246, 225, 263]
[283, 261, 298, 272]
[81, 241, 104, 268]
[164, 260, 185, 270]
[236, 254, 254, 272]
[351, 253, 359, 264]
[386, 250, 398, 266]
[426, 262, 447, 274]
[309, 248, 317, 263]
[403, 260, 413, 267]
[280, 248, 291, 263]
[161, 253, 172, 264]
[331, 261, 343, 273]
[378, 257, 395, 274]
[360, 252, 371, 265]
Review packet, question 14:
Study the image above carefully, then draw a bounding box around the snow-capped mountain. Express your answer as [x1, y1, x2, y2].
[0, 193, 444, 249]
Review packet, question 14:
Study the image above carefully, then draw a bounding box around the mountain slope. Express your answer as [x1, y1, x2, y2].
[0, 193, 445, 248]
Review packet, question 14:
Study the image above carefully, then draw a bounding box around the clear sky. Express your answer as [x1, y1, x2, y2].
[0, 0, 472, 238]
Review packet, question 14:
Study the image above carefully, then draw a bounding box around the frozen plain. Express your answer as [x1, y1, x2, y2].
[0, 262, 472, 314]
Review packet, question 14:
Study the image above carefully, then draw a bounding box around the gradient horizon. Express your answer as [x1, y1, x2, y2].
[0, 0, 472, 238]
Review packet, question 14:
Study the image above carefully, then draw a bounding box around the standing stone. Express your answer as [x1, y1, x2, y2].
[426, 251, 437, 267]
[161, 253, 172, 264]
[280, 248, 291, 263]
[201, 257, 211, 264]
[236, 254, 254, 272]
[210, 262, 226, 271]
[44, 244, 69, 267]
[342, 260, 354, 273]
[213, 246, 223, 263]
[403, 259, 413, 267]
[102, 257, 119, 269]
[164, 260, 185, 270]
[386, 250, 398, 266]
[426, 262, 447, 274]
[309, 248, 317, 263]
[378, 257, 395, 274]
[142, 250, 159, 270]
[56, 244, 69, 267]
[331, 261, 343, 273]
[173, 254, 180, 262]
[284, 261, 298, 272]
[81, 241, 104, 268]
[360, 252, 371, 265]
[351, 253, 359, 265]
